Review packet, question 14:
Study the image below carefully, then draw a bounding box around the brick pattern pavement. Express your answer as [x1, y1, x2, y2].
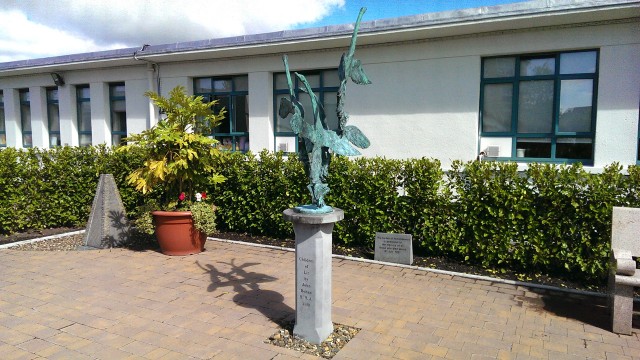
[0, 240, 638, 359]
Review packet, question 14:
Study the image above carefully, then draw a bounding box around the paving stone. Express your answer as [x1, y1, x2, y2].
[1, 239, 638, 359]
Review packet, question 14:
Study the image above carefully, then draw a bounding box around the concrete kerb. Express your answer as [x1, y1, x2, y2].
[0, 230, 85, 249]
[209, 237, 624, 301]
[3, 230, 638, 303]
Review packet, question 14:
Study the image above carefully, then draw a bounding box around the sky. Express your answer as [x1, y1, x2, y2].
[0, 0, 527, 63]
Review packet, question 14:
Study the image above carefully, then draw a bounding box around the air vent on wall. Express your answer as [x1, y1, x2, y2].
[484, 145, 500, 157]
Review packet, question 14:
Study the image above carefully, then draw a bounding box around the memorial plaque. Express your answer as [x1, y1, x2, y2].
[374, 232, 413, 265]
[297, 254, 318, 312]
[81, 174, 131, 250]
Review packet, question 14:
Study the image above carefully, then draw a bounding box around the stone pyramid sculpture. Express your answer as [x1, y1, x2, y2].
[80, 174, 131, 250]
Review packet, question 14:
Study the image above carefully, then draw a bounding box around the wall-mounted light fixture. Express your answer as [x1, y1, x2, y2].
[51, 73, 65, 86]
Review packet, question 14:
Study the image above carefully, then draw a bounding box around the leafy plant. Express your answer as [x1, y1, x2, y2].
[117, 86, 226, 232]
[119, 86, 226, 199]
[189, 200, 218, 235]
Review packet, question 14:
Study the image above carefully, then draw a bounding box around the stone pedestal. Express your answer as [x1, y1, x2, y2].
[283, 208, 344, 344]
[610, 280, 635, 335]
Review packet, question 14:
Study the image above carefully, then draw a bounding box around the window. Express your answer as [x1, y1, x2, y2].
[480, 50, 598, 164]
[0, 91, 5, 147]
[20, 89, 31, 148]
[110, 83, 126, 145]
[273, 69, 339, 152]
[194, 75, 249, 152]
[47, 88, 61, 147]
[76, 86, 92, 146]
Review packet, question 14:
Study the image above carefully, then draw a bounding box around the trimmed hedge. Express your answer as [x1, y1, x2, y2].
[0, 146, 147, 233]
[2, 146, 640, 285]
[208, 151, 307, 239]
[210, 152, 640, 284]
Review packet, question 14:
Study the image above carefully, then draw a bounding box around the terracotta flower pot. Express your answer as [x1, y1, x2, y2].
[152, 211, 206, 255]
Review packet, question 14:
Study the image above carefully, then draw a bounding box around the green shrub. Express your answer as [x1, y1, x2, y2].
[327, 157, 403, 246]
[447, 160, 531, 268]
[4, 145, 640, 287]
[208, 150, 306, 238]
[397, 158, 453, 254]
[0, 145, 144, 234]
[0, 147, 103, 233]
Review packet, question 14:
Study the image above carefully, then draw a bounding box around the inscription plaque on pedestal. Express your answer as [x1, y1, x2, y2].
[374, 232, 413, 265]
[298, 255, 315, 310]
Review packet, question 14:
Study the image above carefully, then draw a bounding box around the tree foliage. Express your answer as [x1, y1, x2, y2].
[117, 86, 226, 203]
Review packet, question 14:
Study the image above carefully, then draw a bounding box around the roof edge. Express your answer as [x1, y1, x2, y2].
[0, 0, 638, 73]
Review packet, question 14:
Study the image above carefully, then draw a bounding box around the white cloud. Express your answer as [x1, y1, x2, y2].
[0, 9, 129, 62]
[0, 0, 344, 62]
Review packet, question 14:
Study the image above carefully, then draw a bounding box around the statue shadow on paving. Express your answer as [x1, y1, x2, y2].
[526, 288, 639, 332]
[196, 259, 295, 327]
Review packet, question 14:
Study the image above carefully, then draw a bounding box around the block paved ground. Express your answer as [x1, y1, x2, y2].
[0, 239, 638, 359]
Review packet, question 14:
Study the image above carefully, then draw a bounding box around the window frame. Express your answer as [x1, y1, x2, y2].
[193, 75, 249, 152]
[0, 91, 5, 147]
[479, 49, 599, 165]
[76, 85, 92, 147]
[109, 83, 126, 146]
[273, 68, 339, 153]
[637, 103, 640, 164]
[19, 89, 32, 148]
[46, 87, 61, 147]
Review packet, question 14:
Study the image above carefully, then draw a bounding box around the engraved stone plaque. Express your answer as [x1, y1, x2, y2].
[374, 232, 413, 265]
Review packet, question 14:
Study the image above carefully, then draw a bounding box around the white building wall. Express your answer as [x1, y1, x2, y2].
[248, 71, 273, 153]
[160, 76, 190, 98]
[350, 55, 481, 166]
[4, 89, 21, 148]
[58, 85, 78, 147]
[29, 87, 48, 148]
[594, 43, 640, 167]
[125, 79, 152, 134]
[0, 19, 637, 169]
[90, 82, 111, 146]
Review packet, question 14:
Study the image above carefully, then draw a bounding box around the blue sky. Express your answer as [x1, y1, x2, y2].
[298, 0, 527, 28]
[0, 0, 528, 62]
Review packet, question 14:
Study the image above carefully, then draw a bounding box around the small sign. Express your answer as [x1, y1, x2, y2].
[374, 232, 413, 265]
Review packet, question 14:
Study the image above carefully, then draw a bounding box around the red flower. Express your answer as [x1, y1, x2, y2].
[201, 192, 207, 200]
[178, 192, 186, 201]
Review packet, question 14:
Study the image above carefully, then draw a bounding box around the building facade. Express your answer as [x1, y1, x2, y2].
[0, 0, 638, 169]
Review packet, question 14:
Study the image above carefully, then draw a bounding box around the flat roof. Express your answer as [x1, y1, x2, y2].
[0, 0, 638, 75]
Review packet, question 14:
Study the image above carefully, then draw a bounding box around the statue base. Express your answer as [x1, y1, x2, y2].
[294, 204, 333, 214]
[283, 208, 344, 344]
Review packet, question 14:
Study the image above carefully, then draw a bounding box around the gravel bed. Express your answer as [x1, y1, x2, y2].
[266, 322, 360, 359]
[9, 233, 85, 251]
